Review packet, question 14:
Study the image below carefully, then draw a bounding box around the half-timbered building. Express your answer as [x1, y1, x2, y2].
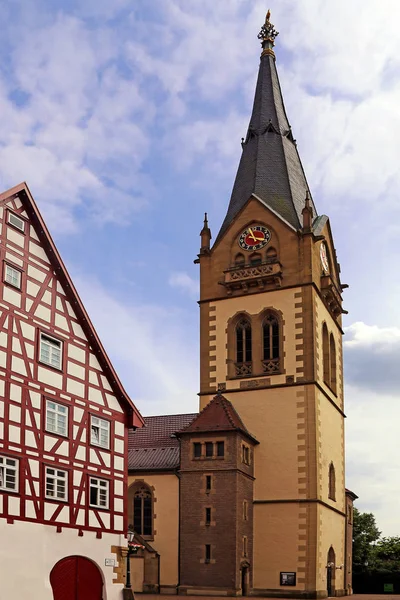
[0, 182, 144, 600]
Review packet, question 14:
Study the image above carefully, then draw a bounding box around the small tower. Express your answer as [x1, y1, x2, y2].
[196, 11, 349, 598]
[177, 394, 258, 596]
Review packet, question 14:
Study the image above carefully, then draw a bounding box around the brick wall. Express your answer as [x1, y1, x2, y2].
[179, 431, 255, 592]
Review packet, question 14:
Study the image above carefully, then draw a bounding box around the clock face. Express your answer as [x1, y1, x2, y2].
[238, 225, 271, 251]
[320, 242, 329, 273]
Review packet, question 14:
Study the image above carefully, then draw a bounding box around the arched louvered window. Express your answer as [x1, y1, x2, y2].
[235, 318, 252, 376]
[266, 246, 277, 262]
[322, 323, 330, 386]
[133, 485, 153, 536]
[234, 253, 245, 267]
[328, 463, 336, 501]
[330, 334, 337, 394]
[262, 313, 280, 374]
[249, 253, 262, 266]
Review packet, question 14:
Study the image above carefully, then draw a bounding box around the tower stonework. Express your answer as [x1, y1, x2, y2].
[197, 13, 349, 598]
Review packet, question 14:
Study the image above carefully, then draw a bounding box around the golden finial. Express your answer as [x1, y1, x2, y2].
[258, 9, 279, 57]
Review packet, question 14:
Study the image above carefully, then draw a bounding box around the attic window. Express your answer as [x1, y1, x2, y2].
[8, 212, 25, 233]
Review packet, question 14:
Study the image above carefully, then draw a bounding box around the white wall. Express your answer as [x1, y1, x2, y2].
[0, 520, 125, 600]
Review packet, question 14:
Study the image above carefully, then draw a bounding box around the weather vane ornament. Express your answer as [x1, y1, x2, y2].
[257, 10, 279, 46]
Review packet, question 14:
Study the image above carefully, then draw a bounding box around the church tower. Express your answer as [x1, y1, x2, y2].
[197, 12, 349, 598]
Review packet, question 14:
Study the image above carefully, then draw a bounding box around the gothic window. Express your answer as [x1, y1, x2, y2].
[236, 318, 252, 376]
[134, 485, 153, 536]
[234, 253, 245, 267]
[262, 312, 280, 374]
[328, 463, 336, 501]
[330, 334, 337, 394]
[322, 323, 330, 386]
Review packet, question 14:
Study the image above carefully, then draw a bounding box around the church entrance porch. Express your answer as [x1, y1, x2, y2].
[50, 556, 103, 600]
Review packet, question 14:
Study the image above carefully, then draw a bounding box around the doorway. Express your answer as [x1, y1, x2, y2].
[50, 556, 103, 600]
[241, 564, 249, 596]
[326, 546, 336, 597]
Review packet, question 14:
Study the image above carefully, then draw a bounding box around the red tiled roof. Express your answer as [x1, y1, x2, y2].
[178, 394, 258, 443]
[128, 413, 197, 471]
[128, 447, 180, 471]
[128, 413, 197, 449]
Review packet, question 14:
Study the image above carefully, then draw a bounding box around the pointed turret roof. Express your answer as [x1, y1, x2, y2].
[215, 12, 317, 244]
[177, 393, 258, 444]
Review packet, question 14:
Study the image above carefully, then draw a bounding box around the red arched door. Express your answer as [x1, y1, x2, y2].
[50, 556, 103, 600]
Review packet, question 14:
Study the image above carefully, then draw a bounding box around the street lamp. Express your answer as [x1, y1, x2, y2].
[124, 527, 135, 600]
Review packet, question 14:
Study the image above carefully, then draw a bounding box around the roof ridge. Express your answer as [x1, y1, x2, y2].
[220, 396, 237, 429]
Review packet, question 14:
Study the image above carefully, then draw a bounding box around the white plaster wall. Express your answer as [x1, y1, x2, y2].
[0, 520, 125, 600]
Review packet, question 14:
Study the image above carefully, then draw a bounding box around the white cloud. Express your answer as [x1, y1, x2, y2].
[346, 384, 400, 536]
[0, 11, 154, 233]
[168, 272, 198, 298]
[345, 322, 400, 350]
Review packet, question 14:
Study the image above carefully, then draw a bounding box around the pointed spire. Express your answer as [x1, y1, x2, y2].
[302, 190, 313, 232]
[200, 212, 211, 254]
[215, 12, 316, 245]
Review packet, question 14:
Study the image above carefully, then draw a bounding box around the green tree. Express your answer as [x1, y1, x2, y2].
[353, 508, 381, 572]
[373, 537, 400, 572]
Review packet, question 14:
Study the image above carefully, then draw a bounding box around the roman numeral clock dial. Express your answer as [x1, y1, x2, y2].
[238, 225, 271, 251]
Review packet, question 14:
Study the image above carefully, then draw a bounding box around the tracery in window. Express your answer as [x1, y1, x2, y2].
[262, 312, 280, 374]
[133, 485, 153, 536]
[235, 318, 252, 376]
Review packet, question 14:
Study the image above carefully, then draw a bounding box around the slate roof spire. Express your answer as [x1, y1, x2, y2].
[215, 11, 317, 244]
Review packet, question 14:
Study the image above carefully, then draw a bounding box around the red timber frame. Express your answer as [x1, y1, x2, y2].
[0, 182, 144, 534]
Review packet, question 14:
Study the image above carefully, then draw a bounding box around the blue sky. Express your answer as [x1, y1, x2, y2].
[1, 0, 400, 535]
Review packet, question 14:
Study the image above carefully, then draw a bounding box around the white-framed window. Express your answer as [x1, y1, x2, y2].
[46, 400, 68, 437]
[4, 264, 22, 289]
[0, 455, 19, 492]
[45, 466, 68, 501]
[90, 416, 110, 449]
[40, 333, 62, 370]
[89, 477, 109, 509]
[8, 211, 25, 232]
